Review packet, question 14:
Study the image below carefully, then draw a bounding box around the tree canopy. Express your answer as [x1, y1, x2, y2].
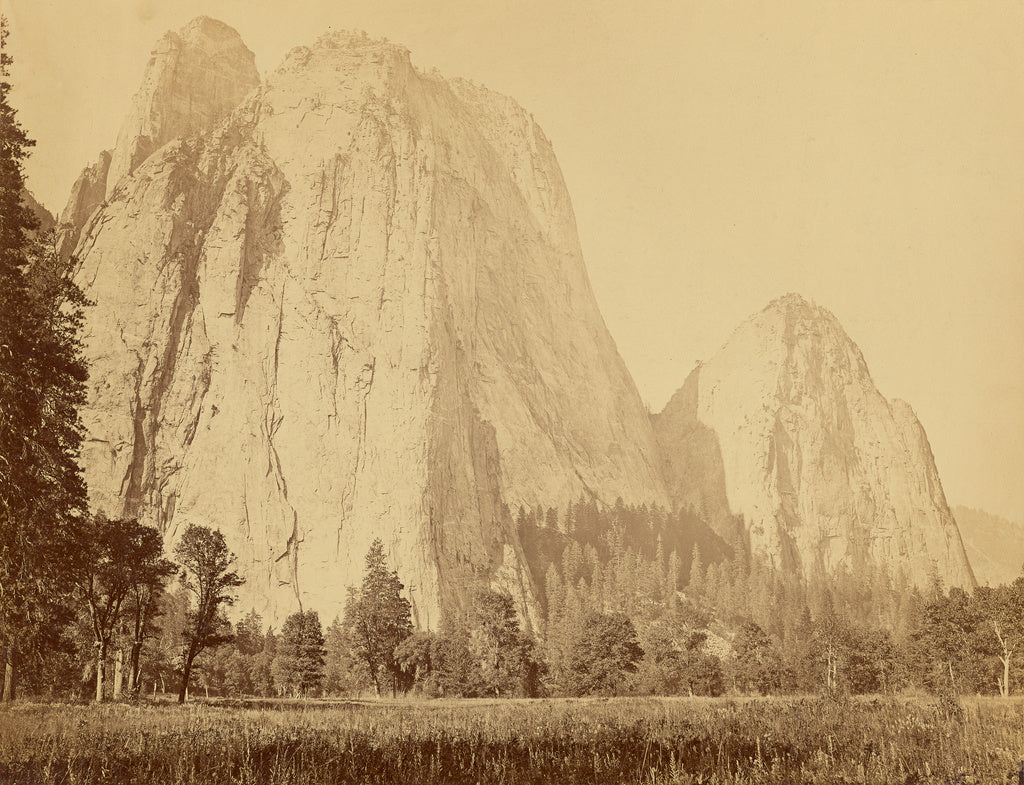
[567, 612, 643, 696]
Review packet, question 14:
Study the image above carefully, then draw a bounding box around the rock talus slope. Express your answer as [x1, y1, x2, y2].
[655, 294, 975, 589]
[64, 21, 667, 624]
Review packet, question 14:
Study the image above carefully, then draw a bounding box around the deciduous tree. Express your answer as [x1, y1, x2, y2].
[567, 612, 643, 696]
[75, 515, 172, 701]
[731, 621, 785, 695]
[471, 589, 541, 697]
[174, 524, 244, 703]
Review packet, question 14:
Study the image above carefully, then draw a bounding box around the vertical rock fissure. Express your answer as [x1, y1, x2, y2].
[336, 357, 375, 553]
[266, 275, 303, 608]
[234, 166, 287, 324]
[121, 357, 149, 515]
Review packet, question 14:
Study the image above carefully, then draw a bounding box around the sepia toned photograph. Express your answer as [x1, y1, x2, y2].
[1, 1, 1023, 782]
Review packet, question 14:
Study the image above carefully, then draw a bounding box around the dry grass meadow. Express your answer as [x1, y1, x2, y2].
[0, 694, 1022, 784]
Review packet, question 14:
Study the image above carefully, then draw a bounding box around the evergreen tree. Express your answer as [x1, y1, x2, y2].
[0, 19, 90, 700]
[471, 589, 540, 697]
[249, 628, 277, 697]
[665, 548, 681, 611]
[276, 610, 325, 697]
[909, 586, 990, 695]
[544, 579, 584, 694]
[234, 610, 265, 656]
[222, 647, 253, 696]
[343, 539, 413, 696]
[429, 628, 479, 697]
[689, 542, 708, 595]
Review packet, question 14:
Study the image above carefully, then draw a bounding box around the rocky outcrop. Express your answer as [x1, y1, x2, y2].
[106, 17, 260, 197]
[64, 22, 667, 626]
[59, 17, 259, 265]
[57, 151, 110, 261]
[655, 294, 975, 589]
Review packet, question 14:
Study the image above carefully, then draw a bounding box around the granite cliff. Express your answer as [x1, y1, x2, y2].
[61, 18, 667, 625]
[655, 294, 975, 589]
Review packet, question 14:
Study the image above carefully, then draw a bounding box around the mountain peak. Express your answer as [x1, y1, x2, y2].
[656, 297, 974, 590]
[179, 16, 246, 40]
[766, 291, 813, 311]
[762, 292, 843, 330]
[103, 16, 259, 198]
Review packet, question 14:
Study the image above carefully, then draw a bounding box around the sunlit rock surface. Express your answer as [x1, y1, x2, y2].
[63, 20, 667, 625]
[655, 294, 975, 589]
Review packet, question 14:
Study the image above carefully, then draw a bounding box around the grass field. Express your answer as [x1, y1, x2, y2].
[0, 695, 1022, 784]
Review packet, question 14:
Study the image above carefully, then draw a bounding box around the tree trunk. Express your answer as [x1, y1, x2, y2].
[95, 640, 108, 702]
[994, 623, 1012, 698]
[113, 649, 124, 700]
[126, 639, 143, 696]
[2, 640, 16, 702]
[178, 651, 197, 704]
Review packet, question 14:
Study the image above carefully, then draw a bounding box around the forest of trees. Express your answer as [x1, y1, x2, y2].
[43, 505, 1015, 705]
[5, 495, 1024, 703]
[2, 17, 1023, 705]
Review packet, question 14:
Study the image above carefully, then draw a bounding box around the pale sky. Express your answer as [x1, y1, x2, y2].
[5, 1, 1024, 524]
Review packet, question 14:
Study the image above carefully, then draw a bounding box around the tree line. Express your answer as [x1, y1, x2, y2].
[124, 508, 1024, 703]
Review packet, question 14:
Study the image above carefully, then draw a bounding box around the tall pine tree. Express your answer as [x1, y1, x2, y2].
[0, 18, 90, 700]
[344, 539, 413, 696]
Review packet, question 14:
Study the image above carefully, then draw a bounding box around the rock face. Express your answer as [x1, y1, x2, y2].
[59, 18, 259, 265]
[63, 20, 667, 625]
[106, 17, 260, 197]
[57, 151, 110, 262]
[21, 188, 54, 236]
[952, 506, 1024, 587]
[655, 294, 975, 589]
